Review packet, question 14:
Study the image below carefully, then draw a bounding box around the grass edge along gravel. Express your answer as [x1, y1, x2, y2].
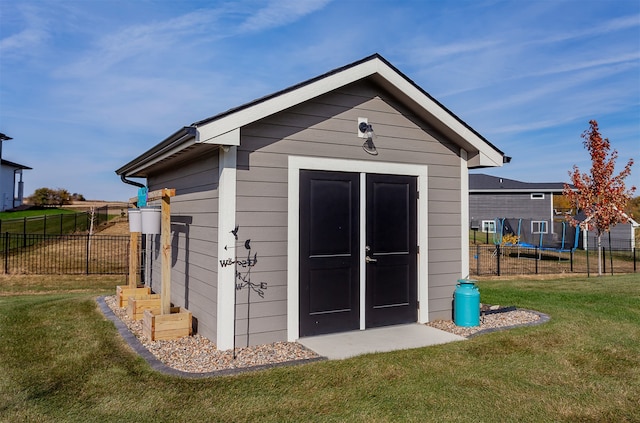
[0, 274, 639, 422]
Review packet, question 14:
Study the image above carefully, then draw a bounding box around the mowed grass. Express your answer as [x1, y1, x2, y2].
[0, 275, 125, 296]
[0, 209, 79, 219]
[0, 275, 639, 422]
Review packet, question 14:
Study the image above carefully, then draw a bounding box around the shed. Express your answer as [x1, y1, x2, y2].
[116, 54, 506, 350]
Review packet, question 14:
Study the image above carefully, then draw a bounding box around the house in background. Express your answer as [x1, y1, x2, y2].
[116, 54, 506, 350]
[0, 159, 31, 211]
[469, 173, 637, 250]
[0, 134, 31, 211]
[469, 173, 567, 235]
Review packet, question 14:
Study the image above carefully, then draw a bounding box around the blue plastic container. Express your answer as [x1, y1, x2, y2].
[454, 279, 480, 327]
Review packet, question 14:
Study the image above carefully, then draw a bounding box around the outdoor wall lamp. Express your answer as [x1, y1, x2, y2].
[358, 118, 378, 155]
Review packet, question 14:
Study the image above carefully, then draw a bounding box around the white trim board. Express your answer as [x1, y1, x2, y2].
[287, 156, 429, 342]
[216, 146, 237, 351]
[460, 149, 470, 278]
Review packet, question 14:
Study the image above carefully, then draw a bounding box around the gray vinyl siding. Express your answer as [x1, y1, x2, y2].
[234, 80, 463, 344]
[146, 148, 220, 342]
[469, 192, 553, 229]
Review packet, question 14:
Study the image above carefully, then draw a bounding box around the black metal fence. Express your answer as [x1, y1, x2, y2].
[470, 243, 637, 276]
[0, 233, 131, 275]
[0, 206, 112, 236]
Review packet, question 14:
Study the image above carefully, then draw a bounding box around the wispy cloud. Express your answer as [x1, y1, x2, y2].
[518, 52, 640, 80]
[54, 0, 334, 80]
[238, 0, 333, 33]
[472, 61, 638, 117]
[405, 11, 640, 100]
[54, 8, 226, 79]
[0, 5, 50, 57]
[527, 13, 640, 46]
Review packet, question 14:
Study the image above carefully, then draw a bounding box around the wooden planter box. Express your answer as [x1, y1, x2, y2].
[127, 294, 161, 321]
[142, 308, 192, 341]
[116, 285, 150, 308]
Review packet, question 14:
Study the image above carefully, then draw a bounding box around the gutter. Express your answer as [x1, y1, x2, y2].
[115, 126, 197, 177]
[120, 174, 145, 189]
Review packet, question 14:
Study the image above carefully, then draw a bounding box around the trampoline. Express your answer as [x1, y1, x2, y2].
[493, 217, 579, 259]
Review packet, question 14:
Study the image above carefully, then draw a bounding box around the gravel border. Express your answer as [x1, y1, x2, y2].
[96, 296, 326, 379]
[97, 296, 550, 378]
[425, 307, 550, 338]
[468, 309, 550, 338]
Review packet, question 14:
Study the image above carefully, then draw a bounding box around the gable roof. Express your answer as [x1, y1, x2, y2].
[470, 173, 570, 193]
[117, 54, 505, 178]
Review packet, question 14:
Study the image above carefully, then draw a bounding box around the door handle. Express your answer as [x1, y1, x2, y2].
[365, 255, 377, 263]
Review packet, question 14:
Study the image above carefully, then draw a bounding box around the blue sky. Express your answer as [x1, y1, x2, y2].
[1, 0, 638, 201]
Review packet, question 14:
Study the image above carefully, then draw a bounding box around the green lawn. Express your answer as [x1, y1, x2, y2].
[0, 275, 639, 422]
[0, 208, 116, 238]
[0, 208, 78, 219]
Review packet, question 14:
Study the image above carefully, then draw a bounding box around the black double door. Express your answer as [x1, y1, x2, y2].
[299, 170, 417, 337]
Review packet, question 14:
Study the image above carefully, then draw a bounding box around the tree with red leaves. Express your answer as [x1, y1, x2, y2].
[563, 120, 635, 276]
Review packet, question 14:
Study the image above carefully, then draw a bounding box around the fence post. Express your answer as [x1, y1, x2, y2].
[602, 247, 606, 274]
[570, 250, 574, 272]
[476, 244, 480, 275]
[4, 232, 9, 274]
[86, 233, 90, 275]
[535, 246, 539, 274]
[634, 248, 637, 273]
[496, 244, 501, 276]
[608, 233, 613, 276]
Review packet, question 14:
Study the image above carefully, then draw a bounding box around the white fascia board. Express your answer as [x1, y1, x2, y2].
[198, 128, 240, 146]
[195, 57, 501, 166]
[196, 61, 379, 143]
[467, 150, 504, 169]
[375, 64, 504, 168]
[126, 136, 197, 176]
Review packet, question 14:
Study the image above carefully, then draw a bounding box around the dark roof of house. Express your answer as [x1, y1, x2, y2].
[1, 159, 31, 170]
[470, 173, 570, 192]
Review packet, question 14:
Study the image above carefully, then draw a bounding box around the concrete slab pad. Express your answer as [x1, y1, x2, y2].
[298, 324, 466, 360]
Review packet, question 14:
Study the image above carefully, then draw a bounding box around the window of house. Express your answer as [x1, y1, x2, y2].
[531, 193, 545, 199]
[531, 221, 548, 234]
[482, 220, 496, 233]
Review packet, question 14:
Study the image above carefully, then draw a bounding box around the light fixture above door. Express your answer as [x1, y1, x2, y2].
[357, 118, 378, 155]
